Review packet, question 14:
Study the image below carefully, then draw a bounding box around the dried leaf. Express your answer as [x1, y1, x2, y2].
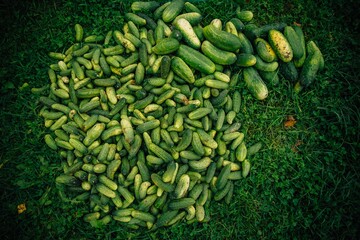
[284, 115, 297, 128]
[291, 140, 303, 152]
[17, 203, 26, 214]
[293, 22, 302, 27]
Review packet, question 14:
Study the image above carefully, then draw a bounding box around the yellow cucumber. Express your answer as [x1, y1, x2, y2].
[268, 29, 293, 62]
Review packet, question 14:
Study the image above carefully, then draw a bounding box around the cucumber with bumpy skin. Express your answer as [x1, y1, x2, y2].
[177, 44, 215, 74]
[203, 24, 242, 52]
[152, 38, 180, 55]
[173, 18, 201, 49]
[171, 56, 195, 84]
[201, 40, 237, 65]
[162, 0, 185, 23]
[243, 67, 268, 100]
[268, 29, 293, 63]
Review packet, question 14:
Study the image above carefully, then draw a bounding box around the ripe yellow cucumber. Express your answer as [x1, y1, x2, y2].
[268, 29, 293, 62]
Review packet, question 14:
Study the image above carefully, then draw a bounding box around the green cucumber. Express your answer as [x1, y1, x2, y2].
[201, 40, 237, 65]
[203, 24, 242, 52]
[177, 44, 216, 74]
[284, 26, 304, 60]
[243, 67, 268, 100]
[171, 56, 195, 84]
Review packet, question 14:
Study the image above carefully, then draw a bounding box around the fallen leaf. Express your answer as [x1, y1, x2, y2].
[17, 203, 26, 214]
[284, 115, 297, 128]
[293, 22, 302, 27]
[291, 140, 303, 152]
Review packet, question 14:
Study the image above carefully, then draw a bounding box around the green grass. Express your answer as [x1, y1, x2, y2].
[1, 0, 359, 239]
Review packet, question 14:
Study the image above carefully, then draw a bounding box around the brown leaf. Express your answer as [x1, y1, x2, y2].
[291, 140, 303, 152]
[293, 22, 302, 27]
[284, 115, 297, 128]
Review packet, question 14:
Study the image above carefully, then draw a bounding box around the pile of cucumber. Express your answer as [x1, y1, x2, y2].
[33, 0, 323, 229]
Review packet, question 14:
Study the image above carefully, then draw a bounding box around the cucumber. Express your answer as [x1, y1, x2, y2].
[74, 24, 83, 42]
[293, 25, 307, 68]
[169, 29, 183, 41]
[173, 18, 201, 49]
[298, 50, 321, 88]
[254, 55, 279, 72]
[236, 53, 256, 67]
[236, 10, 253, 22]
[184, 1, 201, 14]
[160, 55, 171, 79]
[203, 24, 242, 52]
[306, 40, 325, 71]
[152, 38, 180, 55]
[201, 40, 237, 65]
[131, 1, 160, 12]
[268, 29, 293, 63]
[259, 70, 280, 86]
[230, 18, 245, 32]
[279, 61, 298, 82]
[237, 32, 254, 54]
[254, 38, 277, 63]
[162, 0, 185, 23]
[246, 22, 287, 40]
[125, 13, 146, 26]
[177, 44, 216, 74]
[284, 26, 304, 60]
[171, 56, 195, 84]
[173, 12, 202, 26]
[168, 198, 195, 210]
[243, 67, 268, 100]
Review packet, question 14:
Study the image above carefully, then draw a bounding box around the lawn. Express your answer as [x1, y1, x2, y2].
[0, 0, 359, 239]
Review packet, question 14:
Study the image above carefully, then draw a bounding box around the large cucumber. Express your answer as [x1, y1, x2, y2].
[268, 29, 293, 63]
[203, 24, 242, 52]
[173, 18, 201, 49]
[177, 44, 216, 74]
[162, 0, 185, 23]
[283, 26, 304, 60]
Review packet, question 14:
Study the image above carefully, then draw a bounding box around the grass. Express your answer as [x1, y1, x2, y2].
[1, 0, 359, 239]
